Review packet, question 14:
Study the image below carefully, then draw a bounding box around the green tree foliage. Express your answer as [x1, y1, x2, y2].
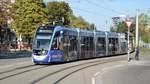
[0, 0, 12, 25]
[47, 1, 72, 26]
[69, 15, 93, 30]
[116, 21, 135, 33]
[11, 0, 48, 40]
[110, 26, 116, 32]
[138, 13, 150, 43]
[117, 21, 126, 33]
[89, 23, 96, 30]
[114, 13, 150, 43]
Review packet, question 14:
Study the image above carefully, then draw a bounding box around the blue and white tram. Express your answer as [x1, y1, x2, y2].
[32, 26, 127, 64]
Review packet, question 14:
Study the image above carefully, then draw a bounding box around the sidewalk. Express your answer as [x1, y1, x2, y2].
[58, 51, 150, 84]
[0, 49, 31, 59]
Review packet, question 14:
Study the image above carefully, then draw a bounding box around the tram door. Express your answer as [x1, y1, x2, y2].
[51, 31, 64, 62]
[80, 36, 94, 59]
[96, 37, 106, 57]
[63, 31, 78, 61]
[108, 38, 118, 55]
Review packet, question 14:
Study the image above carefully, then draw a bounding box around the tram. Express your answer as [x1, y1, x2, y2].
[32, 26, 127, 64]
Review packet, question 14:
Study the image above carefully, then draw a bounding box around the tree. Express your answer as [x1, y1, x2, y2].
[11, 0, 48, 43]
[110, 26, 116, 32]
[117, 21, 126, 33]
[138, 13, 150, 43]
[89, 23, 96, 30]
[0, 0, 15, 43]
[69, 15, 91, 30]
[0, 0, 13, 25]
[47, 1, 72, 26]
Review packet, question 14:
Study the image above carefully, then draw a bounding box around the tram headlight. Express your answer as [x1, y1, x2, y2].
[42, 50, 48, 55]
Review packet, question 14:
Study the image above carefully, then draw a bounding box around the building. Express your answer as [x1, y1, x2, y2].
[111, 15, 126, 31]
[111, 15, 136, 31]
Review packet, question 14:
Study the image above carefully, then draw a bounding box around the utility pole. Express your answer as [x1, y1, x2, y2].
[135, 9, 140, 60]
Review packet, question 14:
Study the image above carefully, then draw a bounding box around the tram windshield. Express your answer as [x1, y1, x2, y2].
[33, 33, 52, 50]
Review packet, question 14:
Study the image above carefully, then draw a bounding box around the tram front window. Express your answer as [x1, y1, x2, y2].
[33, 34, 51, 50]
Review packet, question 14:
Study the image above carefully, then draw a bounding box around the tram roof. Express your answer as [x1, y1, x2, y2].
[107, 32, 118, 38]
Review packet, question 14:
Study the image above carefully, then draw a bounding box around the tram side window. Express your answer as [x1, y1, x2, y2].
[109, 38, 118, 51]
[69, 36, 77, 52]
[81, 36, 88, 51]
[97, 38, 105, 51]
[88, 37, 94, 51]
[115, 38, 119, 51]
[63, 31, 78, 56]
[63, 33, 70, 48]
[108, 38, 114, 51]
[80, 36, 94, 51]
[51, 31, 63, 50]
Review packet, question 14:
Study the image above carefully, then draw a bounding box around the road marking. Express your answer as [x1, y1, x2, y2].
[92, 77, 96, 84]
[94, 72, 100, 77]
[92, 72, 101, 84]
[91, 62, 127, 84]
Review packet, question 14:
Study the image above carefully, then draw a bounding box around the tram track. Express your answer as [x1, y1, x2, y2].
[54, 61, 108, 84]
[0, 64, 49, 80]
[0, 64, 35, 74]
[0, 54, 132, 84]
[54, 53, 135, 84]
[31, 56, 125, 84]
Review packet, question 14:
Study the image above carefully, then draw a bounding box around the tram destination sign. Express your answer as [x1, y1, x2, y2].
[37, 26, 53, 33]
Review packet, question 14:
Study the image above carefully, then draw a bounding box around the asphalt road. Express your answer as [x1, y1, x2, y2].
[0, 52, 149, 84]
[95, 59, 150, 84]
[99, 61, 150, 84]
[0, 54, 128, 84]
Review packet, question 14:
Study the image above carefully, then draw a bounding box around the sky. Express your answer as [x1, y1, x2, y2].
[44, 0, 150, 31]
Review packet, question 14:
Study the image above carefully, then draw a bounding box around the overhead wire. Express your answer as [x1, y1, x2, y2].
[95, 0, 128, 15]
[68, 0, 114, 30]
[86, 0, 125, 15]
[71, 7, 112, 18]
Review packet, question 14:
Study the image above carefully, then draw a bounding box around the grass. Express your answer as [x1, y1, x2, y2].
[140, 48, 150, 56]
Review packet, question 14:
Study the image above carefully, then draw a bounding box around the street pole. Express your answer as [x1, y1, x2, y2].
[126, 20, 132, 62]
[127, 26, 130, 62]
[135, 9, 139, 60]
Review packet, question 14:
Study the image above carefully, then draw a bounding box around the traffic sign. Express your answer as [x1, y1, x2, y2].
[126, 21, 132, 28]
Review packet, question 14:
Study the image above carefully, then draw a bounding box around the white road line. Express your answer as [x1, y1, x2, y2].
[92, 72, 101, 84]
[91, 62, 127, 84]
[94, 72, 100, 77]
[92, 77, 96, 84]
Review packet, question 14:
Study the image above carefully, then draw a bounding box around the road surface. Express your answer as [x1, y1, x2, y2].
[0, 52, 150, 84]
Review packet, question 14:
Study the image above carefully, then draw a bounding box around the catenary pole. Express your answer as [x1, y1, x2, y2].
[135, 9, 140, 60]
